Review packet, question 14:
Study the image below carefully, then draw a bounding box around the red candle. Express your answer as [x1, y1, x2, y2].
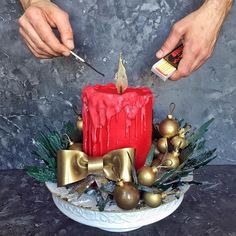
[82, 83, 153, 169]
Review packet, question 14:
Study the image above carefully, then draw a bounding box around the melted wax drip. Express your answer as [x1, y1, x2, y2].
[82, 83, 153, 169]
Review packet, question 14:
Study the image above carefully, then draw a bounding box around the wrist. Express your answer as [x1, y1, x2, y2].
[203, 0, 233, 16]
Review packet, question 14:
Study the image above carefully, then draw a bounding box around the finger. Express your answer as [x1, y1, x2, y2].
[19, 16, 60, 57]
[24, 38, 52, 58]
[27, 10, 70, 56]
[156, 23, 186, 58]
[53, 11, 74, 50]
[19, 27, 50, 57]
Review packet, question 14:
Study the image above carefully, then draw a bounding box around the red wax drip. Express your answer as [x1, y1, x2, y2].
[82, 83, 153, 169]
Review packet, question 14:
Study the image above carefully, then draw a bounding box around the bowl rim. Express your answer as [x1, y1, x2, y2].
[45, 179, 191, 213]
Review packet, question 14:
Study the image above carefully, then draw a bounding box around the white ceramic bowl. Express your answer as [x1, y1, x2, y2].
[46, 174, 192, 232]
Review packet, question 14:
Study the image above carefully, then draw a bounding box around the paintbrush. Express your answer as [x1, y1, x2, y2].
[70, 51, 105, 77]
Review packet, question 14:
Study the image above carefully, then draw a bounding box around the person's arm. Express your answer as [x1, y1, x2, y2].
[156, 0, 233, 80]
[19, 0, 74, 58]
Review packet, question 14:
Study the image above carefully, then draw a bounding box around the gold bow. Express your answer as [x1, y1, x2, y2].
[57, 147, 135, 187]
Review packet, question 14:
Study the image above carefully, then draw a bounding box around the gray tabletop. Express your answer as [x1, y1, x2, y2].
[0, 166, 235, 236]
[1, 0, 236, 169]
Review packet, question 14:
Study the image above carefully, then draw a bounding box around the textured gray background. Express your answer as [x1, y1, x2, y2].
[0, 0, 235, 169]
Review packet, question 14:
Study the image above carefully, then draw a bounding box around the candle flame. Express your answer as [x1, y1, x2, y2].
[114, 53, 128, 94]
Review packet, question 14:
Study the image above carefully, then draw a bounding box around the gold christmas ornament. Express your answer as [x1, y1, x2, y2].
[158, 103, 179, 138]
[114, 181, 140, 210]
[76, 115, 83, 131]
[143, 192, 167, 208]
[171, 124, 191, 149]
[171, 135, 188, 150]
[163, 150, 180, 169]
[156, 137, 168, 153]
[137, 166, 158, 186]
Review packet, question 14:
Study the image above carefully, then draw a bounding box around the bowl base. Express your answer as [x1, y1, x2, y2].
[99, 226, 141, 232]
[52, 194, 184, 232]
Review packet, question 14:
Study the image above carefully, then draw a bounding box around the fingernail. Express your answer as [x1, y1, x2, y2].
[62, 51, 70, 56]
[157, 50, 163, 58]
[66, 39, 74, 50]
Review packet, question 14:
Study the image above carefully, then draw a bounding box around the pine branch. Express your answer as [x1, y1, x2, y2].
[26, 166, 56, 182]
[188, 118, 214, 144]
[26, 121, 76, 182]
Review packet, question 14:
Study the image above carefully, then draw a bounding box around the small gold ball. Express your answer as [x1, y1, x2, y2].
[143, 192, 162, 208]
[156, 138, 168, 153]
[163, 152, 180, 169]
[114, 182, 140, 210]
[159, 118, 179, 138]
[171, 136, 188, 149]
[137, 166, 157, 186]
[76, 117, 83, 131]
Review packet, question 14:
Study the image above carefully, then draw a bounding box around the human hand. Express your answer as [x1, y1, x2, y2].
[156, 0, 233, 80]
[18, 0, 74, 58]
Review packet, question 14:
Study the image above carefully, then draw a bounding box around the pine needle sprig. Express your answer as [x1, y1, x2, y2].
[25, 121, 76, 182]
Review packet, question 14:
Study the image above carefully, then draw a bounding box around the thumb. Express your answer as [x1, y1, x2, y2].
[54, 11, 74, 50]
[156, 23, 185, 58]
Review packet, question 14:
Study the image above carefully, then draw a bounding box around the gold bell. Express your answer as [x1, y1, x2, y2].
[171, 124, 191, 149]
[137, 166, 158, 186]
[156, 137, 168, 153]
[158, 103, 179, 138]
[162, 150, 180, 169]
[143, 192, 167, 208]
[114, 181, 140, 210]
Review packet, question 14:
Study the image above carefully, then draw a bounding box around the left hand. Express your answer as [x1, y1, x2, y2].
[156, 0, 233, 80]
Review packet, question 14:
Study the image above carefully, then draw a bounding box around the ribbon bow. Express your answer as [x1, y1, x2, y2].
[57, 147, 135, 187]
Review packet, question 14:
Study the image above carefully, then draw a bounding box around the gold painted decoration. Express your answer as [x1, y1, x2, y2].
[171, 124, 191, 149]
[156, 137, 168, 153]
[158, 103, 179, 138]
[137, 166, 158, 186]
[162, 150, 180, 169]
[114, 181, 140, 210]
[143, 192, 165, 208]
[57, 147, 135, 187]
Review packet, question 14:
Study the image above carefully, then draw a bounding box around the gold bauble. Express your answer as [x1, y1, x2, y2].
[76, 116, 83, 131]
[143, 192, 163, 208]
[156, 137, 168, 153]
[158, 115, 179, 138]
[171, 135, 188, 149]
[137, 166, 158, 186]
[163, 151, 180, 169]
[114, 181, 140, 210]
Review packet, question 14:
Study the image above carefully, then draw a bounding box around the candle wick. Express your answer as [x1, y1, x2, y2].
[119, 85, 123, 94]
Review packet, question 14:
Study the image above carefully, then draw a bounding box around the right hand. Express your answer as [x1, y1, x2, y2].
[18, 0, 74, 58]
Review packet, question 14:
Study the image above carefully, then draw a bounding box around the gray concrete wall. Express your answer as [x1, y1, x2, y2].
[0, 0, 235, 169]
